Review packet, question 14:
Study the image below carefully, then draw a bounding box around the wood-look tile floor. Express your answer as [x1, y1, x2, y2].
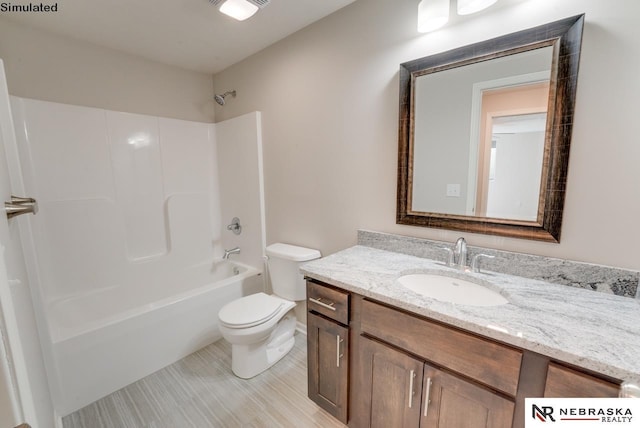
[62, 336, 346, 428]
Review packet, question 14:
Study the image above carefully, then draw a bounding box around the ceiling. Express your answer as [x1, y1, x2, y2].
[2, 0, 356, 74]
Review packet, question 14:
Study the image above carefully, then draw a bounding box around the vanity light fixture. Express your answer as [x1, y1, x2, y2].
[210, 0, 270, 22]
[457, 0, 498, 15]
[417, 0, 450, 33]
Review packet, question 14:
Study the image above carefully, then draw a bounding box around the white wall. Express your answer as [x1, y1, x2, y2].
[486, 131, 544, 220]
[212, 0, 640, 270]
[0, 18, 215, 123]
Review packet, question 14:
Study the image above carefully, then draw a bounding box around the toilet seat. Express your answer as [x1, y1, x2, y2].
[218, 292, 287, 329]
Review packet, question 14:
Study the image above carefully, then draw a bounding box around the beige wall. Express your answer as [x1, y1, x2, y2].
[0, 18, 215, 122]
[212, 0, 640, 270]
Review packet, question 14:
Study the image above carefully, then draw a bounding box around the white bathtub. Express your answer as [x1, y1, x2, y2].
[46, 261, 263, 416]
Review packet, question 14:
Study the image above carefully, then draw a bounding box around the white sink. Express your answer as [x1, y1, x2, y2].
[398, 273, 508, 307]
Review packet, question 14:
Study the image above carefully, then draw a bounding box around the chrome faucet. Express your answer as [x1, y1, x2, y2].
[453, 237, 467, 270]
[445, 237, 495, 273]
[223, 247, 240, 259]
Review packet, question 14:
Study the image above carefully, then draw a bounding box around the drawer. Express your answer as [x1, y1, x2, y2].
[361, 299, 522, 396]
[544, 363, 619, 397]
[307, 280, 349, 325]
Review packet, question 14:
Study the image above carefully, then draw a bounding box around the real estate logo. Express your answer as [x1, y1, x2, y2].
[526, 398, 638, 427]
[533, 404, 556, 422]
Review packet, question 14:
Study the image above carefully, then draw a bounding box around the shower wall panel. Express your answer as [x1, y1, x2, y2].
[10, 97, 222, 302]
[107, 112, 167, 261]
[215, 112, 266, 272]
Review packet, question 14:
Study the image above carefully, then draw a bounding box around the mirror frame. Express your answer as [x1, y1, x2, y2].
[397, 15, 584, 243]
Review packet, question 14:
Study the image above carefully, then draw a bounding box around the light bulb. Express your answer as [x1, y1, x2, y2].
[418, 0, 450, 33]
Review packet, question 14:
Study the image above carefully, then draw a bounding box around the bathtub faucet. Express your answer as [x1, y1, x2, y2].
[223, 247, 241, 260]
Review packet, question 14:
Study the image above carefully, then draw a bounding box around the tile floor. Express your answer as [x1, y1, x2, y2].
[62, 336, 346, 428]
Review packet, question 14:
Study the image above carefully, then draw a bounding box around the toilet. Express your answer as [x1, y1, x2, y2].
[218, 243, 321, 378]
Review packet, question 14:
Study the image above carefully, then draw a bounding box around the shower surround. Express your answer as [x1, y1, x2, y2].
[9, 97, 266, 416]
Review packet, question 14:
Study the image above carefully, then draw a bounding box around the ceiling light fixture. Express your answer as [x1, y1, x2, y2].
[219, 0, 258, 21]
[457, 0, 498, 15]
[417, 0, 450, 33]
[210, 0, 270, 22]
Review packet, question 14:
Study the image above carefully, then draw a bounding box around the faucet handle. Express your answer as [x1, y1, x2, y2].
[226, 217, 242, 235]
[439, 247, 455, 267]
[471, 253, 495, 273]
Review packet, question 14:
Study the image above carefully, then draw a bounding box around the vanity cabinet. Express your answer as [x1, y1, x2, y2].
[544, 362, 620, 398]
[306, 280, 350, 423]
[304, 278, 621, 428]
[357, 336, 514, 428]
[358, 299, 522, 397]
[351, 299, 516, 428]
[357, 337, 423, 427]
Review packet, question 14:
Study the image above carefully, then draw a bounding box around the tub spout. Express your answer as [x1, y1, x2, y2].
[223, 247, 240, 260]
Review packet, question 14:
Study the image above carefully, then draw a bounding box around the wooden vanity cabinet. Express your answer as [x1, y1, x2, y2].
[356, 336, 514, 428]
[305, 279, 621, 428]
[422, 364, 514, 428]
[351, 299, 517, 428]
[306, 280, 350, 423]
[544, 362, 620, 398]
[356, 336, 424, 427]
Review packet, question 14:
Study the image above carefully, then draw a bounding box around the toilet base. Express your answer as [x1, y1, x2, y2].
[230, 311, 297, 379]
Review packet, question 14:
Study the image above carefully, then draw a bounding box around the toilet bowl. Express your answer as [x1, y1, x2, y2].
[218, 243, 321, 378]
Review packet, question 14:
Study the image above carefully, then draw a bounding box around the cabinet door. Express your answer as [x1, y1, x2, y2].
[307, 312, 349, 423]
[422, 365, 514, 428]
[358, 337, 424, 428]
[544, 363, 619, 398]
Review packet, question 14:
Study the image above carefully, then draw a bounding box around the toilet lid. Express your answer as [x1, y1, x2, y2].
[218, 293, 285, 328]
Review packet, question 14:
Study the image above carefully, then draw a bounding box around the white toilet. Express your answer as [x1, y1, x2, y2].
[218, 243, 321, 378]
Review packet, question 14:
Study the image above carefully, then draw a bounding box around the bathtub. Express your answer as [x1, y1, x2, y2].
[46, 260, 263, 416]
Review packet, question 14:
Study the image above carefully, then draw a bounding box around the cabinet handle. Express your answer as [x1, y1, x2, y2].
[336, 335, 344, 367]
[408, 370, 416, 408]
[309, 297, 336, 311]
[423, 377, 432, 417]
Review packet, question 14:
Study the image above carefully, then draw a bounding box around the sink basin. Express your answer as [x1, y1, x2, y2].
[398, 274, 508, 306]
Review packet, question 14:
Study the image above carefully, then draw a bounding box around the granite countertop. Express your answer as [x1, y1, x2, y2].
[300, 245, 640, 385]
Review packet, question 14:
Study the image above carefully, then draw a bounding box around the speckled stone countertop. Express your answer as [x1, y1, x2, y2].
[300, 245, 640, 385]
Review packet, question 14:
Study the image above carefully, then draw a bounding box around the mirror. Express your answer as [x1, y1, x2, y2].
[397, 15, 585, 242]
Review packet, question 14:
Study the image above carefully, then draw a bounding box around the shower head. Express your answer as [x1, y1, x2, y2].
[214, 90, 236, 106]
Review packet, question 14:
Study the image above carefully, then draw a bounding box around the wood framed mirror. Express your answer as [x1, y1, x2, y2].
[397, 15, 584, 242]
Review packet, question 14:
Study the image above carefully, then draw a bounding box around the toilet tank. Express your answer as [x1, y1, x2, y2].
[266, 243, 321, 301]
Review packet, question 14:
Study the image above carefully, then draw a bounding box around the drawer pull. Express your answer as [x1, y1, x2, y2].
[309, 297, 336, 311]
[408, 370, 416, 408]
[423, 377, 432, 417]
[336, 335, 344, 367]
